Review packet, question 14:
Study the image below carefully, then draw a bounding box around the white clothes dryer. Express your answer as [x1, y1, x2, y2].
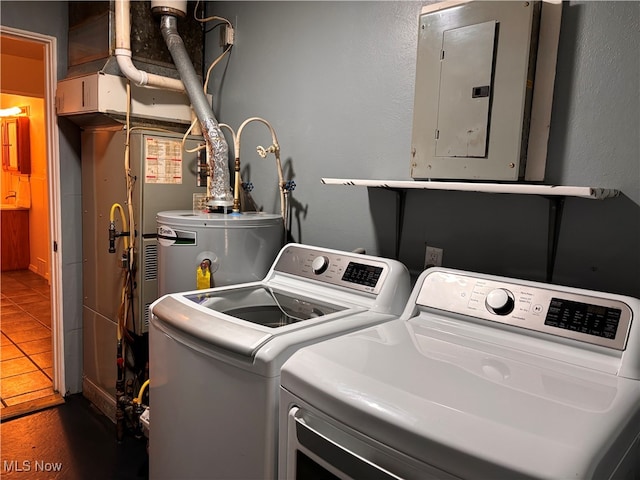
[148, 243, 410, 480]
[279, 267, 640, 479]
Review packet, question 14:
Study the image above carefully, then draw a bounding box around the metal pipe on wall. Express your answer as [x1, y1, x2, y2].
[159, 14, 233, 208]
[114, 0, 233, 207]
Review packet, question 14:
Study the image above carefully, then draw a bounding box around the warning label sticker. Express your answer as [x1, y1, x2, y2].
[145, 137, 183, 184]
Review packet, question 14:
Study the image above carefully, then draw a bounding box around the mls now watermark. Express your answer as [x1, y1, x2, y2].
[3, 460, 63, 473]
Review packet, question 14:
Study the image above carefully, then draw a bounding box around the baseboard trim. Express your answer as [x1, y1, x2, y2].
[82, 377, 116, 423]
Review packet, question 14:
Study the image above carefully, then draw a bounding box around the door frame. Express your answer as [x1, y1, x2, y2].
[1, 26, 64, 393]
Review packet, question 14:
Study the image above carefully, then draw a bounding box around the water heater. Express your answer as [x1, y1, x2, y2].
[157, 210, 284, 295]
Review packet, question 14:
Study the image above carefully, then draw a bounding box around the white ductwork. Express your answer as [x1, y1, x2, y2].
[115, 0, 185, 92]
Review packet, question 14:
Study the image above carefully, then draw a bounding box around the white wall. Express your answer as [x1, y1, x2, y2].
[206, 1, 639, 296]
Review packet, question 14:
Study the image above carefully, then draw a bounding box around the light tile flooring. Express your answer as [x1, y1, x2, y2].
[1, 269, 55, 410]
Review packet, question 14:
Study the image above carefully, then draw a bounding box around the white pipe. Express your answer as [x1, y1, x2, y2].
[235, 117, 286, 220]
[150, 0, 187, 17]
[115, 0, 185, 92]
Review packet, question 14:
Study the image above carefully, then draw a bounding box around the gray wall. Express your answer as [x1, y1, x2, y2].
[1, 1, 637, 398]
[1, 1, 84, 394]
[207, 1, 639, 297]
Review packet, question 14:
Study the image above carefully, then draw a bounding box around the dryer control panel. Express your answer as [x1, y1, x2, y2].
[417, 269, 633, 351]
[273, 245, 390, 295]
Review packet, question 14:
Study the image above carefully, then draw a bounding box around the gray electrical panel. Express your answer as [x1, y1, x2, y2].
[410, 0, 548, 181]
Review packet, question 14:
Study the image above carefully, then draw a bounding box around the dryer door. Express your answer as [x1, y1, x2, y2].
[285, 406, 458, 480]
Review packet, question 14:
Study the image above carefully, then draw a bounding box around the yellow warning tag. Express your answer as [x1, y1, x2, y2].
[196, 267, 211, 290]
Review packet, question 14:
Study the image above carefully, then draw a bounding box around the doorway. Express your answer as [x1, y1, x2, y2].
[0, 27, 64, 420]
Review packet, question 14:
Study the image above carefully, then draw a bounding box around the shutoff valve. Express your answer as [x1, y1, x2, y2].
[109, 222, 117, 253]
[108, 222, 131, 254]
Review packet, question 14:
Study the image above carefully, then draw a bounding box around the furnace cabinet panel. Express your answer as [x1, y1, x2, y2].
[411, 0, 543, 181]
[81, 128, 205, 418]
[81, 128, 206, 335]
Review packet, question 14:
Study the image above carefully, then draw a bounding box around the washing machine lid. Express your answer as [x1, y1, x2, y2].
[151, 285, 363, 358]
[281, 316, 640, 479]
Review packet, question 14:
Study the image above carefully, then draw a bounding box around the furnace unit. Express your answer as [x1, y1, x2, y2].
[81, 128, 205, 418]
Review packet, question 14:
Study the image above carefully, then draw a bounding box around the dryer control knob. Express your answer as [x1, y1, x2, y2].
[311, 255, 330, 274]
[485, 289, 515, 315]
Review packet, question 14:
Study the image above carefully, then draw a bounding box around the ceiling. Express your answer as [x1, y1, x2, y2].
[0, 35, 44, 60]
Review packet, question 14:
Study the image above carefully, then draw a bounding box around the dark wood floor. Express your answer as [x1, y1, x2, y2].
[1, 270, 147, 478]
[0, 394, 148, 479]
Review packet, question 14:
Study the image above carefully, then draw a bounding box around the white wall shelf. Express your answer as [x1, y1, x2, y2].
[322, 178, 620, 283]
[321, 178, 620, 200]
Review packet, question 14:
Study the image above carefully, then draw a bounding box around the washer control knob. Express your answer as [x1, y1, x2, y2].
[311, 255, 330, 274]
[485, 289, 515, 315]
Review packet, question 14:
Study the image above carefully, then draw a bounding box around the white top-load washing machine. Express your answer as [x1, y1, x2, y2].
[279, 267, 640, 479]
[148, 243, 410, 480]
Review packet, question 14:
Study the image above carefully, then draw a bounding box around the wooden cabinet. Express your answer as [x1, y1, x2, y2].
[1, 209, 30, 271]
[1, 117, 31, 174]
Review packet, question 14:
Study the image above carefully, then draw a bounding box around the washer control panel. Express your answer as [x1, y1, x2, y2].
[274, 245, 389, 295]
[417, 270, 633, 351]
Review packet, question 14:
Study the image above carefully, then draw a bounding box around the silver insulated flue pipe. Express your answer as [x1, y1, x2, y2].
[155, 3, 233, 208]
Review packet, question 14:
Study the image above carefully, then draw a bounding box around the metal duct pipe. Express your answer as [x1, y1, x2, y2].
[160, 14, 233, 207]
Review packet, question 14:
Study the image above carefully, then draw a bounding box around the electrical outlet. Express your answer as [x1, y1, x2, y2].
[424, 245, 443, 268]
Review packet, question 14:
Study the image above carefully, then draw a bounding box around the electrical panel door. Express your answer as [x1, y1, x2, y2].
[435, 21, 496, 158]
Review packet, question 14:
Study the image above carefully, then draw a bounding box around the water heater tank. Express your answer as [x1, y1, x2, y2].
[157, 211, 284, 295]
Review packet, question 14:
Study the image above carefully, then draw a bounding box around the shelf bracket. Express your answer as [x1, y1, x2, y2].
[393, 189, 407, 260]
[370, 186, 406, 260]
[546, 196, 565, 283]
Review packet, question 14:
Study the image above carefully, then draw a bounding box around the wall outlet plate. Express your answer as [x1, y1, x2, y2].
[424, 245, 443, 268]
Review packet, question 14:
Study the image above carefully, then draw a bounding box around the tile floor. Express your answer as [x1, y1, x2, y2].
[1, 269, 55, 409]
